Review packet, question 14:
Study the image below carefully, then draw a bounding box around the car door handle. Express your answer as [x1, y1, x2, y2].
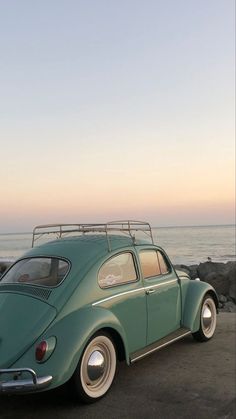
[145, 288, 156, 295]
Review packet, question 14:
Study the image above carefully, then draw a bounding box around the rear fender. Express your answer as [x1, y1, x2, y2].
[182, 280, 218, 332]
[10, 305, 129, 389]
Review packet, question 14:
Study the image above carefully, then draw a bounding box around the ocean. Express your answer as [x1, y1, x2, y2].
[0, 225, 235, 266]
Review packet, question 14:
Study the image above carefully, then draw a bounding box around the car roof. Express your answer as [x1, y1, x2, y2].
[23, 234, 151, 265]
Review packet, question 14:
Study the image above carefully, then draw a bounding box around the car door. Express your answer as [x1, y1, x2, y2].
[138, 248, 181, 345]
[97, 251, 147, 353]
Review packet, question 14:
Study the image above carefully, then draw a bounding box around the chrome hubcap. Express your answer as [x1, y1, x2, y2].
[201, 297, 216, 338]
[87, 350, 105, 381]
[80, 335, 116, 399]
[202, 305, 212, 330]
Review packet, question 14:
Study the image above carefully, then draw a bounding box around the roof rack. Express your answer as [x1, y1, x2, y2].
[32, 220, 154, 251]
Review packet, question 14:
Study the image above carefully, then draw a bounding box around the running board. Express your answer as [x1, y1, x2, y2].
[130, 327, 191, 363]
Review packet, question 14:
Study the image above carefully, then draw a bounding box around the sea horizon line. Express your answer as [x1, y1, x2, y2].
[0, 223, 235, 236]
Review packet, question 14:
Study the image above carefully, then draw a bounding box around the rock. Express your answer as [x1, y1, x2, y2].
[175, 261, 236, 311]
[228, 265, 236, 302]
[219, 294, 228, 304]
[174, 264, 200, 280]
[0, 262, 12, 275]
[175, 261, 236, 291]
[203, 272, 229, 295]
[188, 265, 199, 278]
[0, 263, 7, 274]
[226, 261, 236, 270]
[196, 261, 235, 296]
[197, 262, 231, 280]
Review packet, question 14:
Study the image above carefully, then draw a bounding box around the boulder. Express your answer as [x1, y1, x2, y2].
[0, 263, 7, 274]
[228, 264, 236, 302]
[219, 294, 228, 304]
[187, 265, 199, 279]
[196, 261, 234, 296]
[197, 262, 231, 280]
[175, 261, 236, 312]
[204, 272, 230, 295]
[0, 262, 12, 276]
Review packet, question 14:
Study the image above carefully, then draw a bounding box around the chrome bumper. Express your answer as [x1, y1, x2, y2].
[0, 368, 52, 393]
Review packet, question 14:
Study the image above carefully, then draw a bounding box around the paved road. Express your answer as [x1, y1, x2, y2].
[1, 313, 235, 419]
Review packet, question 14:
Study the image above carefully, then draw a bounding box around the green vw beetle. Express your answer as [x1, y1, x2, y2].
[0, 221, 218, 403]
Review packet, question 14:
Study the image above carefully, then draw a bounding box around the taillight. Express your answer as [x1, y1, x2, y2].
[35, 340, 48, 362]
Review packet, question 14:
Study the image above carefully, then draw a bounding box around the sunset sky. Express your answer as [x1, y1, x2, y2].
[0, 0, 235, 232]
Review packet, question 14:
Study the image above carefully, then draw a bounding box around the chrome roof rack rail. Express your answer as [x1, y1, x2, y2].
[32, 220, 154, 251]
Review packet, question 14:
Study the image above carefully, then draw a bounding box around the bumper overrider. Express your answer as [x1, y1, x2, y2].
[0, 368, 52, 393]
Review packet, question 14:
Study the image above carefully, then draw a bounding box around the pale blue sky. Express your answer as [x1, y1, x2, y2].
[0, 0, 235, 232]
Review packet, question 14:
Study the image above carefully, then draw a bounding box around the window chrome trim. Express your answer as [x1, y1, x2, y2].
[92, 279, 178, 306]
[139, 249, 172, 279]
[98, 251, 139, 290]
[0, 256, 71, 289]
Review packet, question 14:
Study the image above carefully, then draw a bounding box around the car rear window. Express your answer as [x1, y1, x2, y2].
[0, 257, 69, 287]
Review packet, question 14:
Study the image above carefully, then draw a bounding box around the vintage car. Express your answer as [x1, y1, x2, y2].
[0, 221, 218, 403]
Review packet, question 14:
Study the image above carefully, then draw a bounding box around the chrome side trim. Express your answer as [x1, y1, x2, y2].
[92, 279, 178, 306]
[131, 330, 191, 363]
[145, 279, 177, 289]
[92, 287, 145, 306]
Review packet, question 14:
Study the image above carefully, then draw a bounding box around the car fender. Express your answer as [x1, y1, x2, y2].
[182, 280, 218, 332]
[68, 305, 130, 364]
[11, 305, 129, 390]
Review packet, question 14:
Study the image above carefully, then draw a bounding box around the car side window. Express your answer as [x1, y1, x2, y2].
[157, 251, 171, 274]
[98, 252, 137, 288]
[139, 251, 161, 279]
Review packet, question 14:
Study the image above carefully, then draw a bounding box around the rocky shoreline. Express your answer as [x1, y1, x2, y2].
[175, 261, 236, 312]
[0, 260, 235, 312]
[0, 262, 11, 275]
[0, 261, 12, 275]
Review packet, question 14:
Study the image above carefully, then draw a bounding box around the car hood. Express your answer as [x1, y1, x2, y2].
[0, 292, 57, 368]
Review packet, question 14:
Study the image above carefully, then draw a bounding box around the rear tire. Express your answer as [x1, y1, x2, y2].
[71, 333, 117, 403]
[192, 294, 217, 342]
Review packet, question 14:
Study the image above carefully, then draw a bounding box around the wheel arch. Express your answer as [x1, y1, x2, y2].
[205, 289, 219, 311]
[68, 308, 130, 380]
[182, 280, 218, 333]
[94, 327, 126, 362]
